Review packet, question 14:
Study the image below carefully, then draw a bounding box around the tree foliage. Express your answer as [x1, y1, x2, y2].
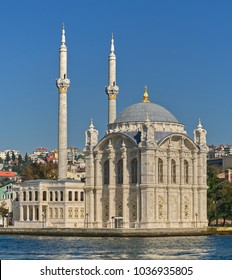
[20, 162, 58, 181]
[207, 165, 232, 226]
[0, 201, 8, 217]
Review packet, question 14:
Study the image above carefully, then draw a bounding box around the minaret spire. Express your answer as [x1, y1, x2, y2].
[56, 24, 70, 180]
[110, 33, 114, 53]
[61, 23, 65, 45]
[105, 33, 119, 126]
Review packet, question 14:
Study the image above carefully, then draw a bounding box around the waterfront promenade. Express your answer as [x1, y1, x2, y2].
[0, 227, 231, 237]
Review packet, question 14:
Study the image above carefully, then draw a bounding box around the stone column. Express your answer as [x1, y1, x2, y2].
[192, 152, 198, 186]
[94, 153, 103, 227]
[26, 206, 30, 221]
[121, 143, 130, 227]
[19, 205, 24, 222]
[108, 151, 116, 226]
[32, 206, 36, 221]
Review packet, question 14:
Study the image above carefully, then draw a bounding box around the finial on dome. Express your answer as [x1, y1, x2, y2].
[142, 85, 150, 103]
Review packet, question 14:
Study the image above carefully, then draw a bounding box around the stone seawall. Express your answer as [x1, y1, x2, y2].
[0, 227, 230, 237]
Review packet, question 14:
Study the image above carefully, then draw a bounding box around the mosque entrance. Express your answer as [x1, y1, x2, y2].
[114, 216, 123, 228]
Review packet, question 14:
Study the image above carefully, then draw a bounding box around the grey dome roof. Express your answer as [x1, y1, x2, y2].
[114, 102, 178, 123]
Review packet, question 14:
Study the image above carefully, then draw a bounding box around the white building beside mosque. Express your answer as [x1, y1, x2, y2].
[12, 26, 208, 229]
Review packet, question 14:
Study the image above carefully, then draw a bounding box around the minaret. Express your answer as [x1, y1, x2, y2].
[105, 34, 119, 125]
[56, 24, 70, 179]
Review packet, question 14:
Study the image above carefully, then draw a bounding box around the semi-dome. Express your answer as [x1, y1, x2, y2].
[114, 102, 178, 124]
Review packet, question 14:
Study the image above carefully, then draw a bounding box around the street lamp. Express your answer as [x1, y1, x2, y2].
[85, 213, 89, 228]
[42, 211, 46, 228]
[195, 213, 198, 228]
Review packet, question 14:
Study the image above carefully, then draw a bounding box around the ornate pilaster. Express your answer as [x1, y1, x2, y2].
[120, 140, 130, 228]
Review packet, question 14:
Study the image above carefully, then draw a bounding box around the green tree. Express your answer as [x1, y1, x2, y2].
[0, 201, 8, 217]
[11, 151, 16, 163]
[207, 165, 220, 225]
[18, 154, 23, 165]
[20, 162, 58, 181]
[5, 152, 11, 163]
[24, 153, 29, 162]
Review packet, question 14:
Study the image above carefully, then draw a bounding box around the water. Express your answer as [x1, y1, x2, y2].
[0, 235, 232, 260]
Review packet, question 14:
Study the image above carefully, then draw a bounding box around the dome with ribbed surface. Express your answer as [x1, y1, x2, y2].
[114, 102, 178, 124]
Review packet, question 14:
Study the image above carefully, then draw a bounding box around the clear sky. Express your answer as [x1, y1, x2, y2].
[1, 0, 232, 154]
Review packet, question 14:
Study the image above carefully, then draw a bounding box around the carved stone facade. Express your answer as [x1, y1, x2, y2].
[84, 112, 208, 228]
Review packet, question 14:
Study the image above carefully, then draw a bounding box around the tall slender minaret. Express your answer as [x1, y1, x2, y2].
[56, 24, 70, 180]
[105, 34, 119, 125]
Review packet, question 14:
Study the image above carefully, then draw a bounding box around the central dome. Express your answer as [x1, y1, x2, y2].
[114, 102, 179, 124]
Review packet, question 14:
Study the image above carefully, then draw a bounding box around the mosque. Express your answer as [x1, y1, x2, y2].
[12, 26, 208, 229]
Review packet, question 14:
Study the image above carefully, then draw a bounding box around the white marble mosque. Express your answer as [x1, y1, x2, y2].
[12, 26, 208, 228]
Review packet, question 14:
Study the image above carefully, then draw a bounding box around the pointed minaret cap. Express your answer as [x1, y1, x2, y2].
[142, 85, 150, 103]
[61, 23, 66, 45]
[110, 33, 115, 53]
[89, 119, 94, 129]
[198, 118, 203, 129]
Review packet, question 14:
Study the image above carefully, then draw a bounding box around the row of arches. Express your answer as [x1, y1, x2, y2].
[103, 158, 138, 185]
[102, 157, 190, 186]
[158, 158, 189, 184]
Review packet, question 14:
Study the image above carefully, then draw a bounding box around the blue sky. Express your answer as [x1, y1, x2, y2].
[1, 0, 232, 154]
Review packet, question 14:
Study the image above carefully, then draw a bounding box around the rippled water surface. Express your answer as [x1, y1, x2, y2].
[0, 235, 232, 260]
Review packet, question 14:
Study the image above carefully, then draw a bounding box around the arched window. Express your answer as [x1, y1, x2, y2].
[80, 191, 84, 201]
[16, 192, 19, 202]
[68, 191, 72, 201]
[60, 191, 63, 201]
[184, 160, 189, 184]
[35, 191, 38, 201]
[75, 191, 78, 201]
[158, 158, 163, 183]
[55, 191, 58, 201]
[171, 159, 176, 184]
[43, 191, 47, 201]
[29, 191, 32, 201]
[50, 191, 53, 201]
[117, 159, 123, 184]
[23, 191, 26, 201]
[131, 158, 138, 184]
[103, 160, 109, 185]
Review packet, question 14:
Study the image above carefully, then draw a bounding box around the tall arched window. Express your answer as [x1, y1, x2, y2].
[50, 191, 53, 201]
[29, 191, 32, 201]
[103, 160, 109, 185]
[75, 191, 78, 201]
[184, 160, 189, 184]
[23, 191, 26, 201]
[68, 191, 72, 201]
[43, 191, 47, 201]
[117, 159, 123, 184]
[35, 191, 38, 201]
[55, 191, 58, 201]
[158, 158, 164, 183]
[171, 159, 176, 184]
[131, 158, 138, 184]
[60, 191, 63, 201]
